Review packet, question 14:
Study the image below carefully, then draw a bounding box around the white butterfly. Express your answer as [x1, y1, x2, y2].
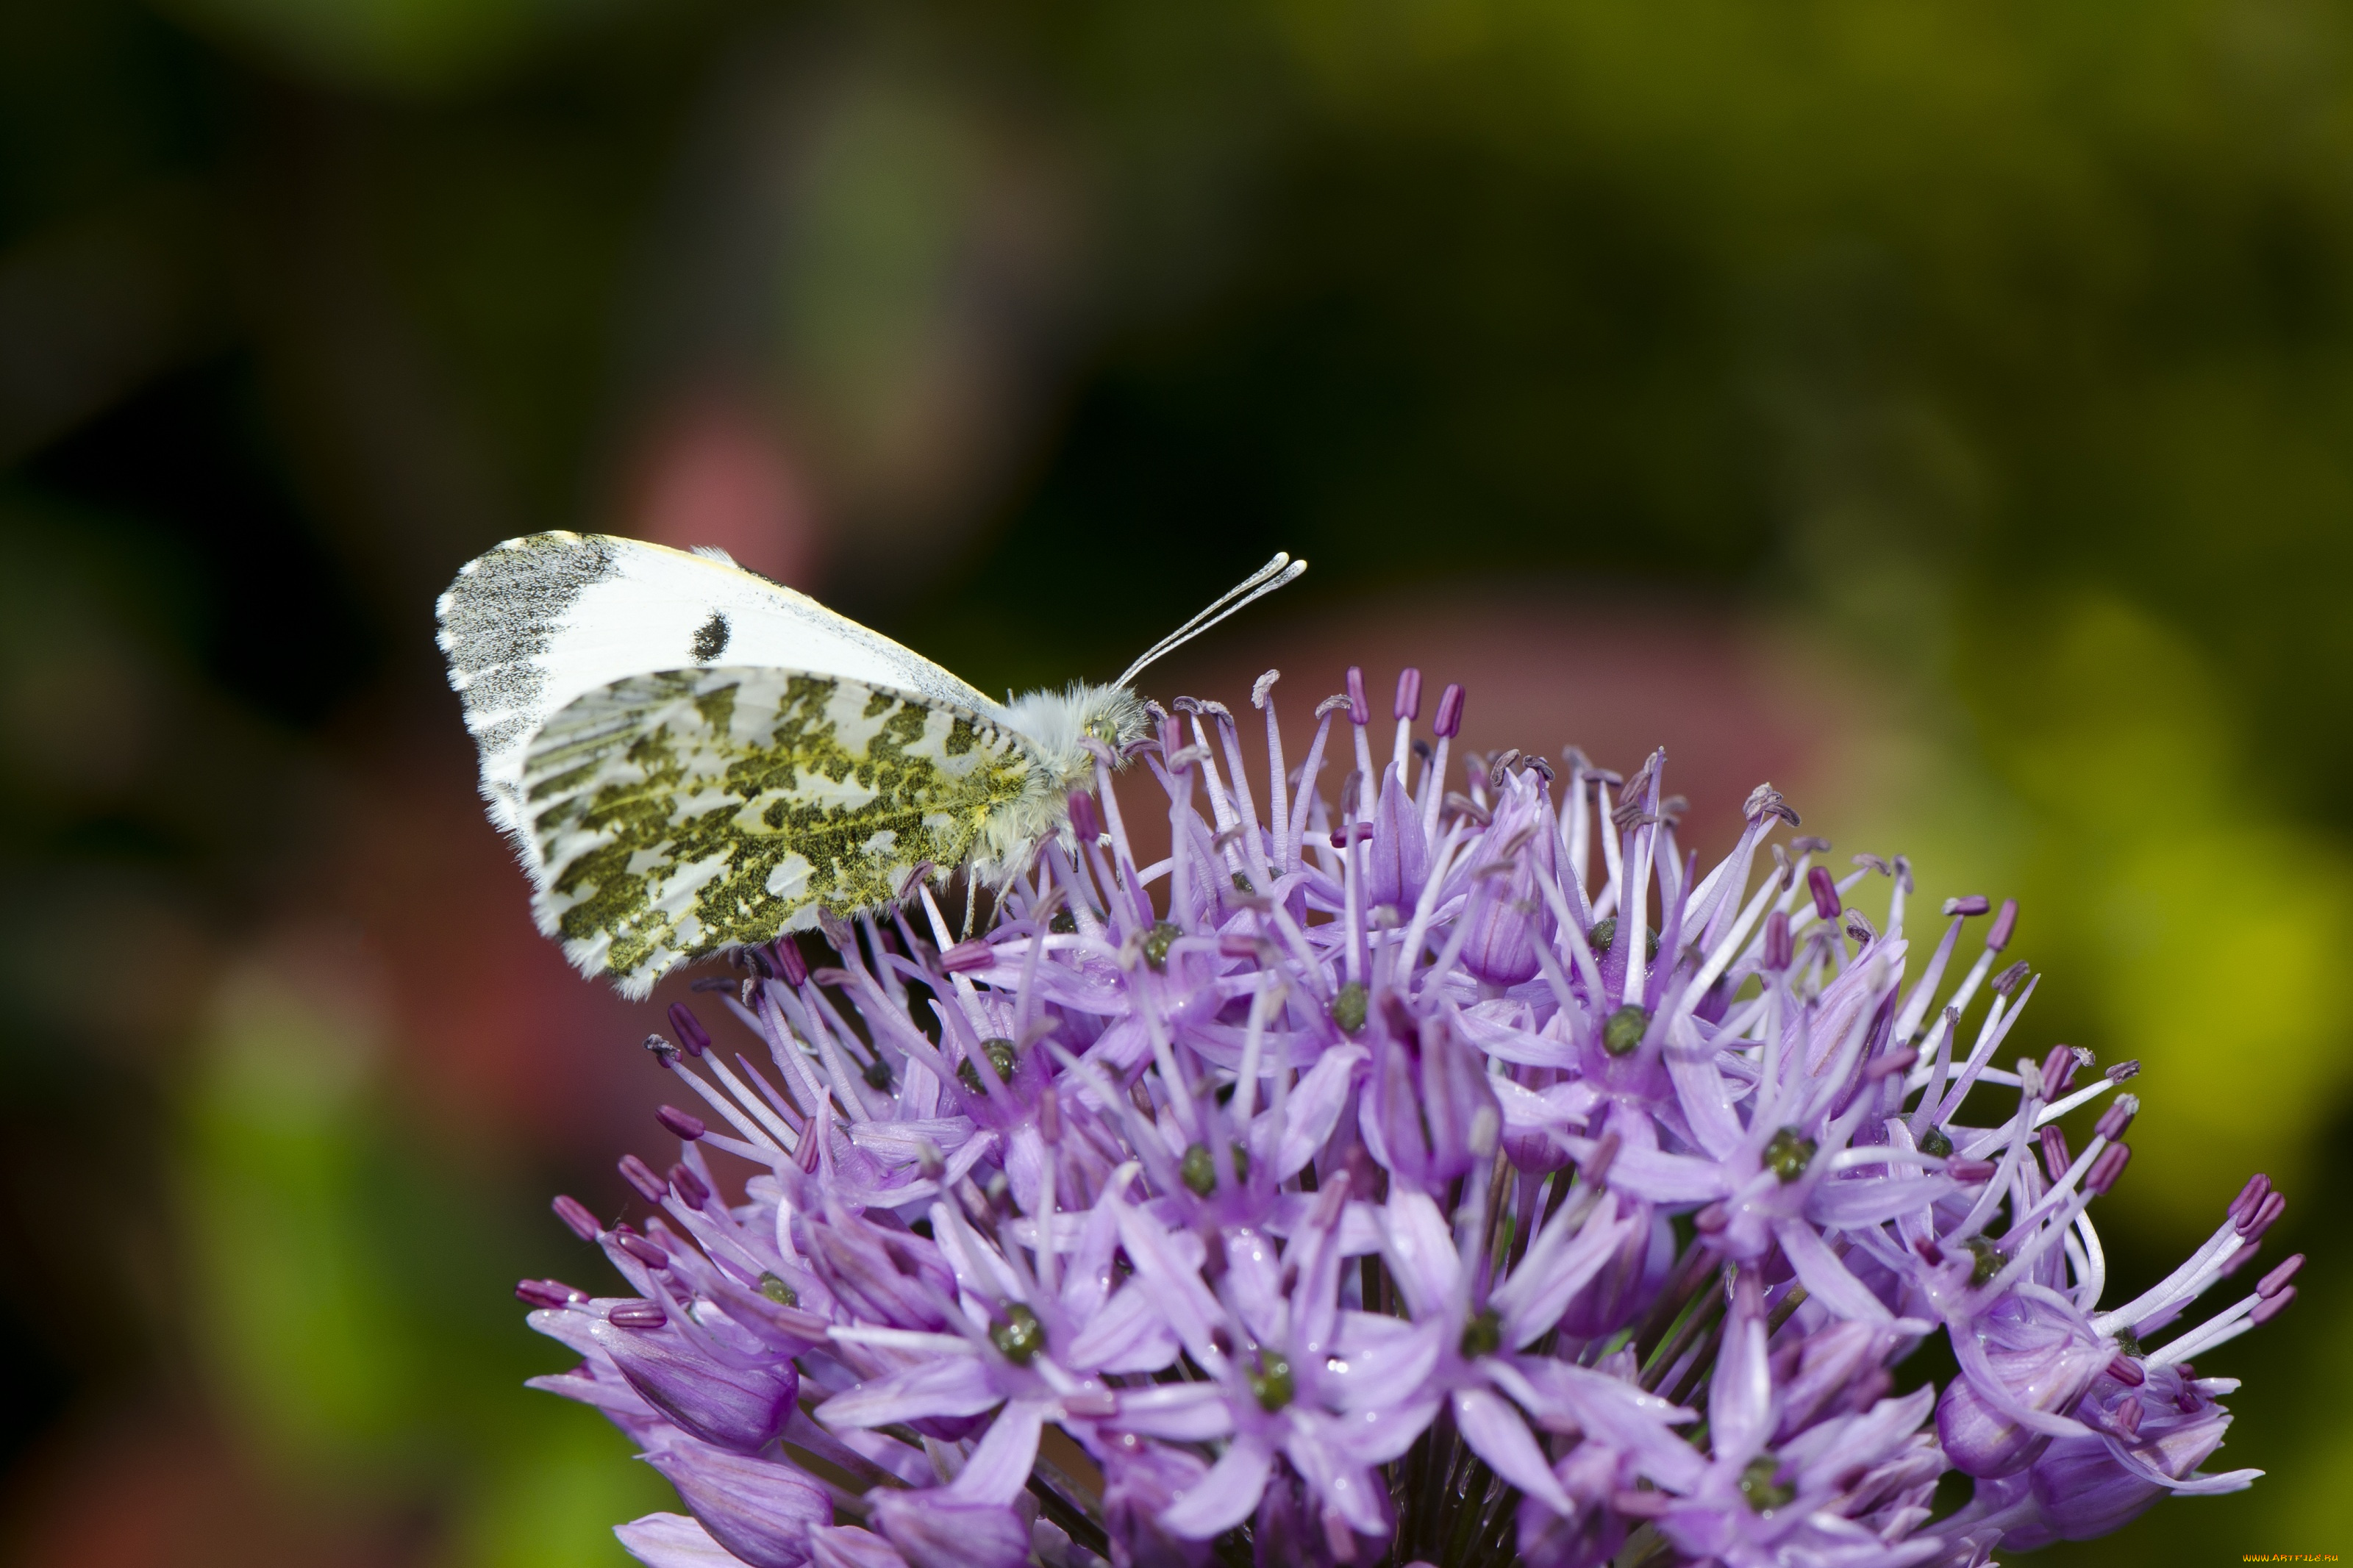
[436, 532, 1303, 995]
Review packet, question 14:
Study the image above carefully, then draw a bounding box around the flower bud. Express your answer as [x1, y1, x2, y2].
[658, 1007, 709, 1060]
[2039, 1125, 2072, 1182]
[2258, 1253, 2304, 1298]
[621, 1154, 668, 1203]
[940, 939, 993, 973]
[2015, 1364, 2232, 1544]
[1368, 1004, 1501, 1189]
[2040, 1045, 2082, 1096]
[1433, 683, 1465, 739]
[804, 1212, 957, 1331]
[595, 1322, 798, 1454]
[617, 1231, 669, 1268]
[1938, 1302, 2110, 1477]
[2093, 1094, 2138, 1142]
[554, 1194, 601, 1241]
[1459, 772, 1557, 987]
[1364, 764, 1429, 909]
[1806, 865, 1840, 920]
[515, 1278, 582, 1309]
[646, 1436, 832, 1567]
[1394, 667, 1422, 720]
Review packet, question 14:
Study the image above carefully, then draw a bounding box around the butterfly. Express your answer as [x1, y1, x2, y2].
[437, 531, 1304, 996]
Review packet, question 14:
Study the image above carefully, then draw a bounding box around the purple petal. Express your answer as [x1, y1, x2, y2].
[1113, 1199, 1229, 1370]
[1365, 764, 1430, 909]
[1276, 1045, 1367, 1178]
[1809, 1176, 1960, 1228]
[868, 1492, 1029, 1568]
[1323, 1314, 1443, 1416]
[1771, 1320, 1888, 1442]
[615, 1513, 743, 1568]
[645, 1438, 831, 1568]
[1160, 1434, 1276, 1539]
[948, 1399, 1046, 1505]
[1379, 1189, 1460, 1315]
[1112, 1383, 1238, 1442]
[527, 1358, 659, 1422]
[1791, 1383, 1935, 1486]
[1487, 1359, 1703, 1489]
[591, 1320, 797, 1454]
[1101, 1443, 1213, 1568]
[1569, 1139, 1731, 1204]
[1062, 1281, 1184, 1374]
[1281, 1420, 1392, 1537]
[807, 1526, 910, 1568]
[1707, 1303, 1772, 1462]
[816, 1353, 1000, 1428]
[1057, 1200, 1123, 1320]
[1774, 1218, 1894, 1323]
[1325, 1389, 1444, 1465]
[1452, 1386, 1574, 1514]
[1490, 1192, 1639, 1347]
[1662, 1016, 1745, 1159]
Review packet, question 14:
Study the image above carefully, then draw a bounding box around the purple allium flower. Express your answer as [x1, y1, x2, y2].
[511, 667, 2298, 1567]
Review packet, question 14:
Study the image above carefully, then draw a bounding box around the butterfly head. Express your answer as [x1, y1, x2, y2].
[1006, 682, 1154, 791]
[1082, 691, 1151, 752]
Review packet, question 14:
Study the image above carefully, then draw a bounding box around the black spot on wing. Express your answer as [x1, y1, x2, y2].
[693, 611, 730, 662]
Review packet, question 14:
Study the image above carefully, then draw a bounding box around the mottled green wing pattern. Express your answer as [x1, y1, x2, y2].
[521, 666, 1038, 995]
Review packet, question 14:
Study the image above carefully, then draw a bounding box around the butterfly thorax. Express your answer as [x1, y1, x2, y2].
[959, 681, 1149, 886]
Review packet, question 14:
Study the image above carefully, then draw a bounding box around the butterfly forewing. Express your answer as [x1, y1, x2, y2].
[438, 531, 1002, 852]
[522, 666, 1039, 995]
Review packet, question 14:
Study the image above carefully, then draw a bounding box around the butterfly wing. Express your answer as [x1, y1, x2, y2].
[436, 531, 1004, 852]
[521, 665, 1040, 996]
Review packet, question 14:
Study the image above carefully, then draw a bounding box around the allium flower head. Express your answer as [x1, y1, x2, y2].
[513, 665, 2297, 1567]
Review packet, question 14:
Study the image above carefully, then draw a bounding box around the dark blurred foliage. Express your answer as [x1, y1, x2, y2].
[2, 0, 2350, 1562]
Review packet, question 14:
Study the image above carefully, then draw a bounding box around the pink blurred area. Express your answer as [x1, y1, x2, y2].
[626, 393, 824, 587]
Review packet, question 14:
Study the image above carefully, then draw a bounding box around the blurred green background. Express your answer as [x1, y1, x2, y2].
[1, 0, 2347, 1561]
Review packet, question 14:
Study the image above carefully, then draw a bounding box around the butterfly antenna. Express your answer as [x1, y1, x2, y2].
[1115, 553, 1308, 688]
[1127, 556, 1293, 672]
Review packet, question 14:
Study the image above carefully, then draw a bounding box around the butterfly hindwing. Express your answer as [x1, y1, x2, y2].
[437, 532, 1003, 853]
[522, 666, 1040, 995]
